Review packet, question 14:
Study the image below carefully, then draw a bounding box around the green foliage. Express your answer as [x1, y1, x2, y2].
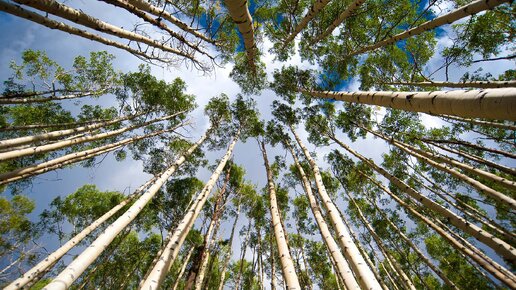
[0, 195, 35, 256]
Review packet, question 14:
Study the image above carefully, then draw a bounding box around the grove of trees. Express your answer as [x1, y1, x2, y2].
[0, 0, 514, 289]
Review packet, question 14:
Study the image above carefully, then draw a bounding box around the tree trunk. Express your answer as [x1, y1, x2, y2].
[260, 140, 301, 290]
[194, 167, 232, 290]
[171, 247, 195, 290]
[0, 111, 149, 150]
[421, 138, 516, 159]
[140, 131, 239, 290]
[13, 0, 197, 61]
[217, 201, 241, 290]
[0, 91, 102, 104]
[0, 1, 166, 63]
[282, 0, 331, 47]
[346, 0, 510, 57]
[269, 225, 278, 290]
[42, 129, 210, 290]
[310, 0, 366, 44]
[329, 135, 516, 264]
[285, 141, 360, 290]
[438, 114, 516, 130]
[361, 172, 516, 287]
[0, 118, 112, 132]
[224, 0, 257, 72]
[301, 88, 516, 121]
[235, 218, 252, 290]
[289, 125, 381, 289]
[0, 112, 182, 161]
[385, 80, 516, 89]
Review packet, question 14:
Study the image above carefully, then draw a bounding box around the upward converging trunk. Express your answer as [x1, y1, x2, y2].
[260, 140, 301, 290]
[301, 88, 516, 121]
[289, 125, 382, 290]
[385, 80, 516, 89]
[224, 0, 257, 72]
[140, 131, 240, 290]
[42, 129, 210, 290]
[437, 114, 516, 131]
[0, 91, 102, 104]
[217, 200, 241, 290]
[328, 135, 516, 264]
[346, 0, 510, 57]
[282, 0, 331, 47]
[420, 138, 516, 159]
[310, 0, 366, 44]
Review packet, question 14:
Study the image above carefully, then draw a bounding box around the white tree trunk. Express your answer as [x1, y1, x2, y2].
[0, 91, 101, 104]
[139, 132, 239, 290]
[224, 0, 257, 71]
[386, 80, 516, 89]
[282, 0, 331, 47]
[171, 247, 195, 290]
[290, 126, 381, 290]
[302, 88, 516, 121]
[260, 140, 301, 290]
[40, 130, 210, 290]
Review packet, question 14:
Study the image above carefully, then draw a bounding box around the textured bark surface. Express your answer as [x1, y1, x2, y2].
[286, 142, 360, 290]
[0, 91, 100, 104]
[42, 130, 209, 290]
[260, 141, 301, 290]
[438, 114, 516, 130]
[140, 132, 239, 290]
[283, 0, 331, 46]
[224, 0, 257, 71]
[347, 0, 510, 56]
[303, 88, 516, 121]
[310, 0, 366, 44]
[386, 80, 516, 89]
[290, 126, 382, 290]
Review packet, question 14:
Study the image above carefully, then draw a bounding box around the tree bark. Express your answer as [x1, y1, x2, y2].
[235, 218, 252, 290]
[42, 129, 210, 290]
[0, 91, 102, 104]
[346, 0, 510, 57]
[385, 80, 516, 89]
[224, 0, 257, 72]
[282, 0, 331, 47]
[0, 118, 112, 132]
[301, 88, 516, 121]
[140, 131, 239, 290]
[420, 138, 516, 159]
[285, 141, 360, 290]
[289, 125, 381, 290]
[171, 247, 195, 290]
[329, 135, 516, 264]
[260, 140, 301, 290]
[310, 0, 366, 44]
[217, 201, 241, 290]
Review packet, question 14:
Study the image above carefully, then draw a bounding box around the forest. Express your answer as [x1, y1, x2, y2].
[0, 0, 514, 289]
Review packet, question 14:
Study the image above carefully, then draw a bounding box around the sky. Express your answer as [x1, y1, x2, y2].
[0, 0, 515, 288]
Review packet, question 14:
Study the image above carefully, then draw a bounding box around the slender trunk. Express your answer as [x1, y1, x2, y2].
[0, 89, 81, 99]
[282, 0, 331, 47]
[427, 141, 516, 176]
[0, 91, 102, 104]
[171, 247, 195, 290]
[0, 1, 165, 63]
[310, 0, 366, 44]
[330, 135, 516, 261]
[362, 172, 516, 287]
[270, 226, 278, 290]
[367, 129, 516, 202]
[217, 201, 241, 290]
[43, 129, 210, 290]
[127, 0, 215, 44]
[0, 112, 181, 161]
[140, 131, 239, 290]
[235, 218, 252, 290]
[346, 0, 510, 57]
[345, 191, 416, 290]
[184, 246, 203, 290]
[14, 0, 197, 61]
[419, 138, 516, 159]
[302, 88, 516, 121]
[193, 167, 232, 290]
[260, 140, 302, 289]
[224, 0, 257, 72]
[285, 140, 360, 289]
[290, 125, 381, 289]
[0, 123, 184, 185]
[0, 111, 150, 150]
[385, 80, 516, 89]
[0, 118, 112, 132]
[5, 178, 156, 290]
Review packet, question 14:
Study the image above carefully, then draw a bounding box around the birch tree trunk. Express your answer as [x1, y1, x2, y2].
[385, 80, 516, 89]
[436, 114, 516, 131]
[260, 140, 301, 290]
[171, 247, 196, 290]
[329, 135, 516, 264]
[285, 141, 360, 290]
[362, 173, 516, 287]
[0, 112, 180, 161]
[420, 138, 516, 159]
[282, 0, 331, 47]
[235, 218, 252, 290]
[0, 91, 101, 104]
[0, 118, 112, 132]
[224, 0, 257, 72]
[0, 1, 165, 62]
[139, 131, 240, 290]
[5, 177, 157, 290]
[0, 111, 149, 150]
[289, 125, 381, 290]
[301, 88, 516, 121]
[42, 130, 210, 290]
[217, 202, 241, 290]
[13, 0, 198, 61]
[310, 0, 366, 44]
[346, 0, 510, 57]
